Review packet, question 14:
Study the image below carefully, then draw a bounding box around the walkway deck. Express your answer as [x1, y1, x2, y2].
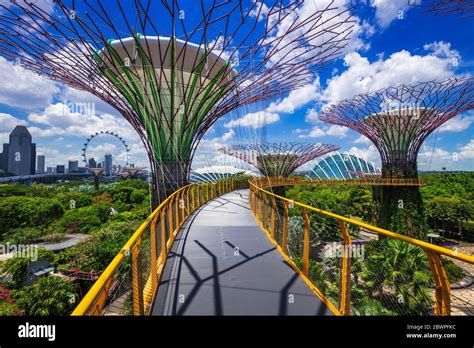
[152, 189, 332, 316]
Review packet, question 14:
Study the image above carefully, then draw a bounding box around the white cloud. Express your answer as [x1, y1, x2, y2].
[221, 129, 235, 142]
[354, 135, 372, 145]
[347, 145, 381, 164]
[0, 57, 59, 110]
[267, 78, 321, 114]
[299, 125, 349, 139]
[27, 103, 139, 140]
[322, 43, 460, 106]
[0, 113, 27, 132]
[424, 41, 461, 62]
[459, 139, 474, 160]
[224, 111, 279, 129]
[371, 0, 412, 28]
[439, 111, 474, 133]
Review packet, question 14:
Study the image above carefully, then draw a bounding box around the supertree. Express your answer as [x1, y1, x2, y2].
[220, 143, 340, 177]
[409, 0, 474, 18]
[319, 77, 474, 237]
[0, 0, 357, 206]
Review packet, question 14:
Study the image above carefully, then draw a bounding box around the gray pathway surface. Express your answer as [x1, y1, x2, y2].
[152, 189, 332, 316]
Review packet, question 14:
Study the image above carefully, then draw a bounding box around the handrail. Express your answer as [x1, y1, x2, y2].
[250, 179, 472, 263]
[72, 177, 248, 316]
[249, 177, 473, 316]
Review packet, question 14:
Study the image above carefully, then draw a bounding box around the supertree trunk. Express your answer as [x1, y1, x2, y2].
[152, 162, 189, 208]
[373, 160, 426, 238]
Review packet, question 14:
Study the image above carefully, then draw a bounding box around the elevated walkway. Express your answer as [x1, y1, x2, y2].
[152, 189, 332, 315]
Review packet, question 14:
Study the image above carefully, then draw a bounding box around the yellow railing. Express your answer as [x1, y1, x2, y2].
[249, 177, 474, 316]
[72, 178, 247, 316]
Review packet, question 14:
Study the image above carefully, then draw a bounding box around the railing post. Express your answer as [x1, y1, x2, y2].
[168, 198, 174, 248]
[197, 185, 201, 207]
[175, 193, 180, 233]
[191, 186, 195, 211]
[270, 198, 276, 239]
[161, 208, 167, 258]
[186, 187, 190, 217]
[149, 214, 159, 304]
[282, 202, 288, 253]
[257, 192, 262, 224]
[338, 220, 352, 316]
[301, 207, 310, 277]
[427, 251, 451, 315]
[132, 241, 144, 316]
[180, 189, 185, 222]
[262, 196, 268, 232]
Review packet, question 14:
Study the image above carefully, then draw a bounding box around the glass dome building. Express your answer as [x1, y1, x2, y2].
[307, 152, 381, 179]
[190, 166, 255, 183]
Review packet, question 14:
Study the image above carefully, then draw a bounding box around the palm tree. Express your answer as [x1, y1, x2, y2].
[359, 239, 433, 315]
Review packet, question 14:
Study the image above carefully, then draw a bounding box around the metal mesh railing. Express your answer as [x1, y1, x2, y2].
[249, 177, 474, 316]
[72, 178, 248, 316]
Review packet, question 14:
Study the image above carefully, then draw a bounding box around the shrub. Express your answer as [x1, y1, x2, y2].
[55, 191, 92, 210]
[0, 257, 31, 288]
[3, 227, 45, 244]
[54, 220, 140, 272]
[11, 276, 78, 316]
[0, 284, 22, 316]
[0, 197, 64, 237]
[50, 202, 111, 235]
[130, 189, 147, 204]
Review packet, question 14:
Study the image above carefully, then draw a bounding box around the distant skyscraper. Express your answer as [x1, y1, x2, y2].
[56, 165, 65, 174]
[37, 155, 45, 174]
[104, 154, 112, 175]
[68, 160, 79, 173]
[88, 157, 97, 168]
[46, 167, 53, 173]
[0, 126, 36, 176]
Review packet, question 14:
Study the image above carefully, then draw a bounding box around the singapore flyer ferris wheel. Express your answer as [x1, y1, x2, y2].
[81, 131, 130, 172]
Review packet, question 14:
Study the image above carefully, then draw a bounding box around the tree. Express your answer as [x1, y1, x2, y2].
[0, 257, 31, 288]
[11, 276, 78, 316]
[358, 239, 432, 315]
[0, 196, 64, 238]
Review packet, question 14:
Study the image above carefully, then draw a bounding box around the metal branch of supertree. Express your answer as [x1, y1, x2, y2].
[219, 142, 340, 177]
[319, 77, 474, 178]
[0, 0, 357, 205]
[409, 0, 474, 18]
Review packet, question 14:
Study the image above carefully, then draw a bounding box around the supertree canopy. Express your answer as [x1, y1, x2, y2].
[0, 0, 357, 206]
[220, 143, 340, 177]
[410, 0, 474, 18]
[319, 77, 474, 237]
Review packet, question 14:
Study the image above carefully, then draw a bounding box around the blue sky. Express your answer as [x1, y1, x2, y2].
[0, 0, 472, 173]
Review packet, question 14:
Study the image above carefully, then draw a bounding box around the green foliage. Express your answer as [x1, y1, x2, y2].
[358, 239, 433, 315]
[114, 179, 148, 191]
[3, 227, 45, 244]
[352, 298, 397, 316]
[26, 183, 50, 198]
[55, 191, 92, 210]
[50, 202, 111, 235]
[442, 259, 465, 283]
[0, 184, 31, 197]
[0, 257, 31, 288]
[130, 189, 147, 204]
[53, 220, 140, 272]
[0, 196, 64, 237]
[11, 276, 78, 316]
